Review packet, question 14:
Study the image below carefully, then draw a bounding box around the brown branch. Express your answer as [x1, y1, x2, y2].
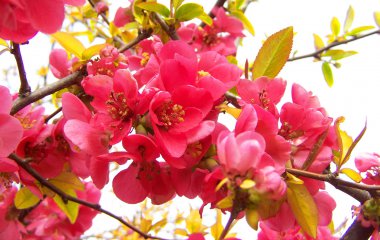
[151, 12, 179, 40]
[340, 220, 374, 240]
[11, 42, 31, 97]
[9, 153, 170, 240]
[117, 28, 153, 53]
[285, 168, 378, 200]
[88, 0, 109, 25]
[44, 107, 62, 123]
[288, 29, 380, 62]
[10, 68, 86, 115]
[224, 92, 241, 109]
[301, 128, 329, 170]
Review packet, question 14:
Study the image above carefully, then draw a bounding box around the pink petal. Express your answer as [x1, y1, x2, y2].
[155, 125, 187, 158]
[49, 49, 69, 79]
[62, 93, 92, 122]
[0, 114, 23, 157]
[113, 166, 148, 204]
[235, 104, 258, 135]
[185, 120, 215, 143]
[63, 0, 86, 6]
[0, 86, 12, 114]
[122, 134, 159, 162]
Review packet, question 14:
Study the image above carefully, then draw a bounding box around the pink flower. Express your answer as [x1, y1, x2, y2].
[0, 0, 85, 43]
[0, 187, 24, 240]
[355, 152, 380, 185]
[113, 4, 134, 27]
[49, 49, 78, 79]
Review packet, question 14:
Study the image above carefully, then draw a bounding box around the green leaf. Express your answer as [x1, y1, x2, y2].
[346, 25, 375, 36]
[235, 0, 246, 9]
[137, 2, 170, 17]
[331, 17, 341, 37]
[230, 10, 255, 36]
[245, 209, 259, 230]
[14, 187, 40, 209]
[172, 0, 185, 10]
[82, 43, 107, 60]
[340, 168, 362, 183]
[53, 189, 79, 224]
[313, 33, 325, 50]
[322, 62, 334, 87]
[344, 6, 355, 32]
[51, 32, 85, 59]
[198, 12, 213, 26]
[287, 182, 318, 238]
[322, 50, 357, 61]
[175, 3, 204, 22]
[48, 171, 85, 192]
[333, 117, 353, 168]
[375, 12, 380, 28]
[252, 27, 293, 79]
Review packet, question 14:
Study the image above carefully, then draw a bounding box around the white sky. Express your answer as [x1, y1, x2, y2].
[1, 0, 380, 239]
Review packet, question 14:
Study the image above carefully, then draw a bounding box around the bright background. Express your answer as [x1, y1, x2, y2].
[1, 0, 380, 238]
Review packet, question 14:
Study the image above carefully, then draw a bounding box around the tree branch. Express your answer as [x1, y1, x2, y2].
[117, 28, 153, 53]
[11, 42, 31, 97]
[340, 220, 374, 240]
[88, 0, 109, 25]
[200, 0, 227, 28]
[9, 153, 170, 240]
[151, 12, 179, 40]
[10, 68, 87, 115]
[288, 29, 380, 62]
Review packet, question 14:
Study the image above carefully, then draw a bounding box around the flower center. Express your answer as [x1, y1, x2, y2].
[0, 173, 15, 189]
[202, 29, 220, 47]
[106, 92, 132, 121]
[140, 52, 150, 66]
[279, 122, 304, 140]
[156, 101, 185, 129]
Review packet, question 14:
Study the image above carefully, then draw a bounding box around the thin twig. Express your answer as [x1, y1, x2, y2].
[10, 68, 87, 115]
[11, 42, 31, 97]
[88, 0, 109, 25]
[219, 212, 235, 240]
[9, 153, 170, 240]
[117, 28, 153, 53]
[44, 107, 62, 123]
[288, 29, 380, 62]
[151, 12, 179, 40]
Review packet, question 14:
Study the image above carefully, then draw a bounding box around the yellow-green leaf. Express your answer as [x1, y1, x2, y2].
[333, 117, 353, 168]
[235, 0, 246, 9]
[82, 43, 107, 60]
[240, 179, 256, 189]
[174, 228, 189, 236]
[257, 198, 283, 220]
[197, 12, 213, 26]
[14, 187, 40, 209]
[252, 27, 293, 79]
[211, 210, 223, 239]
[0, 38, 8, 48]
[322, 50, 357, 61]
[51, 32, 85, 59]
[137, 2, 170, 17]
[218, 103, 242, 119]
[173, 0, 185, 10]
[331, 17, 341, 37]
[375, 12, 380, 28]
[340, 120, 367, 167]
[48, 171, 85, 192]
[313, 33, 325, 50]
[175, 3, 204, 22]
[340, 168, 363, 183]
[245, 209, 259, 230]
[287, 182, 318, 238]
[216, 195, 234, 209]
[53, 189, 79, 224]
[344, 6, 355, 32]
[186, 209, 203, 233]
[346, 26, 375, 36]
[140, 218, 153, 233]
[286, 172, 304, 184]
[151, 219, 167, 232]
[230, 10, 255, 36]
[322, 62, 334, 87]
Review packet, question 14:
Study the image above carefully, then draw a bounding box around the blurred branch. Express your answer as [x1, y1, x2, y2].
[288, 29, 380, 62]
[11, 42, 31, 97]
[151, 12, 179, 40]
[9, 153, 170, 240]
[200, 0, 227, 28]
[341, 220, 374, 240]
[118, 28, 153, 52]
[44, 107, 62, 123]
[88, 0, 109, 25]
[10, 68, 87, 115]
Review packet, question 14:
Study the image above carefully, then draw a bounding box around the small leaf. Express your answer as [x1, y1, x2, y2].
[375, 12, 380, 28]
[140, 218, 153, 233]
[230, 10, 255, 36]
[175, 3, 204, 22]
[211, 210, 223, 239]
[53, 189, 79, 224]
[313, 33, 325, 50]
[331, 17, 341, 37]
[217, 103, 242, 119]
[174, 228, 188, 236]
[340, 168, 363, 183]
[333, 117, 353, 168]
[287, 182, 318, 238]
[151, 219, 167, 232]
[82, 43, 107, 60]
[172, 0, 185, 10]
[0, 38, 8, 48]
[252, 27, 293, 79]
[48, 171, 85, 192]
[216, 195, 234, 209]
[245, 209, 259, 230]
[257, 198, 283, 219]
[235, 0, 246, 9]
[137, 2, 170, 17]
[197, 12, 213, 26]
[14, 187, 40, 209]
[51, 32, 85, 59]
[322, 62, 334, 87]
[286, 172, 304, 184]
[186, 209, 203, 233]
[344, 6, 355, 32]
[322, 50, 357, 61]
[346, 26, 375, 36]
[340, 120, 367, 167]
